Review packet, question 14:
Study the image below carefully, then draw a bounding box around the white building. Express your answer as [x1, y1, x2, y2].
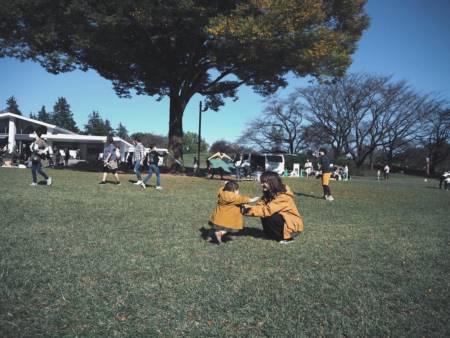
[0, 112, 132, 161]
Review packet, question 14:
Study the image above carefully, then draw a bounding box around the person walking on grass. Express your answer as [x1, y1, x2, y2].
[132, 136, 145, 185]
[29, 130, 52, 186]
[242, 171, 304, 244]
[318, 148, 334, 201]
[141, 144, 162, 190]
[208, 180, 259, 244]
[99, 135, 121, 185]
[384, 164, 390, 180]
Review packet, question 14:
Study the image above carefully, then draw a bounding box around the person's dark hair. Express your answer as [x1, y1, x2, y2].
[223, 180, 239, 192]
[260, 171, 286, 202]
[319, 147, 327, 154]
[134, 136, 141, 142]
[107, 134, 114, 144]
[35, 130, 43, 138]
[149, 144, 156, 149]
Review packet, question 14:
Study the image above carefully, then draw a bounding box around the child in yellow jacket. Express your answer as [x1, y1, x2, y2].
[208, 180, 259, 244]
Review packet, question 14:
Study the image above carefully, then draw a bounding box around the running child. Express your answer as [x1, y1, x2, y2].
[208, 180, 259, 244]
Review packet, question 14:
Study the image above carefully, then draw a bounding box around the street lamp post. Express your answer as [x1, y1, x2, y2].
[196, 101, 202, 175]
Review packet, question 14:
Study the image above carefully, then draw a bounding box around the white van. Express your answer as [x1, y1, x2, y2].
[241, 153, 285, 176]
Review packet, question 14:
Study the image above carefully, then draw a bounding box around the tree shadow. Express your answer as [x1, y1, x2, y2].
[425, 186, 441, 190]
[294, 192, 324, 200]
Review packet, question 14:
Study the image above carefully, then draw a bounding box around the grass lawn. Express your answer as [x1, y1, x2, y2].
[0, 167, 449, 337]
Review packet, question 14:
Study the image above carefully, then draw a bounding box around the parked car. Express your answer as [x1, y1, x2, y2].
[241, 153, 285, 176]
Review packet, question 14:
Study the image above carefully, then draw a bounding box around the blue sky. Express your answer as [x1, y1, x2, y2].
[1, 0, 449, 146]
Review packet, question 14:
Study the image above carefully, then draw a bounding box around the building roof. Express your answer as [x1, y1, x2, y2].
[0, 111, 77, 135]
[0, 111, 132, 148]
[40, 133, 132, 147]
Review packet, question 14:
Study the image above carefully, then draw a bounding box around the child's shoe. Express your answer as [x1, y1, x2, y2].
[215, 231, 223, 244]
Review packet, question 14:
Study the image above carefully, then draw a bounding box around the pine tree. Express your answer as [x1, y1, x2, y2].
[116, 122, 129, 140]
[84, 111, 112, 136]
[37, 105, 52, 124]
[104, 119, 114, 136]
[6, 96, 22, 115]
[51, 97, 79, 132]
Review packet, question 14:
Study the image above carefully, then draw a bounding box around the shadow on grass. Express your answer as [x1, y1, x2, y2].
[294, 192, 324, 200]
[199, 226, 269, 244]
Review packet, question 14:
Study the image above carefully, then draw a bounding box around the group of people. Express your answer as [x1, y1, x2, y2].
[303, 157, 349, 181]
[100, 135, 163, 189]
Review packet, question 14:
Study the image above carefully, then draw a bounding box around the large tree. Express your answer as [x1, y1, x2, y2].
[238, 96, 305, 154]
[5, 96, 22, 115]
[52, 97, 79, 132]
[36, 105, 52, 124]
[420, 106, 450, 174]
[116, 122, 129, 141]
[84, 111, 113, 136]
[183, 131, 208, 154]
[297, 74, 433, 167]
[0, 0, 368, 164]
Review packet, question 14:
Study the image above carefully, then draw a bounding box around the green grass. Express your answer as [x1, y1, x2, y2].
[0, 168, 449, 337]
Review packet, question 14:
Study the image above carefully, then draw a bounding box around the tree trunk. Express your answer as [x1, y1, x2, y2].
[168, 94, 186, 172]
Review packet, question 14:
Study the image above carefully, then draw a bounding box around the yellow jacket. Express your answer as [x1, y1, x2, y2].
[246, 185, 304, 240]
[210, 187, 251, 230]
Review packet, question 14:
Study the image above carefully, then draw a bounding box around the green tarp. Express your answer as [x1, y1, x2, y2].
[209, 159, 234, 173]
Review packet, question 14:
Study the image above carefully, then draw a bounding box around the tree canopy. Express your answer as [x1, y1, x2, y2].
[183, 131, 209, 154]
[0, 0, 369, 164]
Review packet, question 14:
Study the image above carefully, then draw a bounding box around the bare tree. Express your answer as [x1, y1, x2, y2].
[238, 96, 305, 154]
[420, 105, 450, 173]
[297, 73, 434, 167]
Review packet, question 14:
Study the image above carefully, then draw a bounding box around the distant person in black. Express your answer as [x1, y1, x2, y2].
[141, 144, 162, 190]
[64, 148, 70, 166]
[318, 148, 334, 201]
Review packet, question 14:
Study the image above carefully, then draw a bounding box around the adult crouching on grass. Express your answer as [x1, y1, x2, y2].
[242, 171, 304, 244]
